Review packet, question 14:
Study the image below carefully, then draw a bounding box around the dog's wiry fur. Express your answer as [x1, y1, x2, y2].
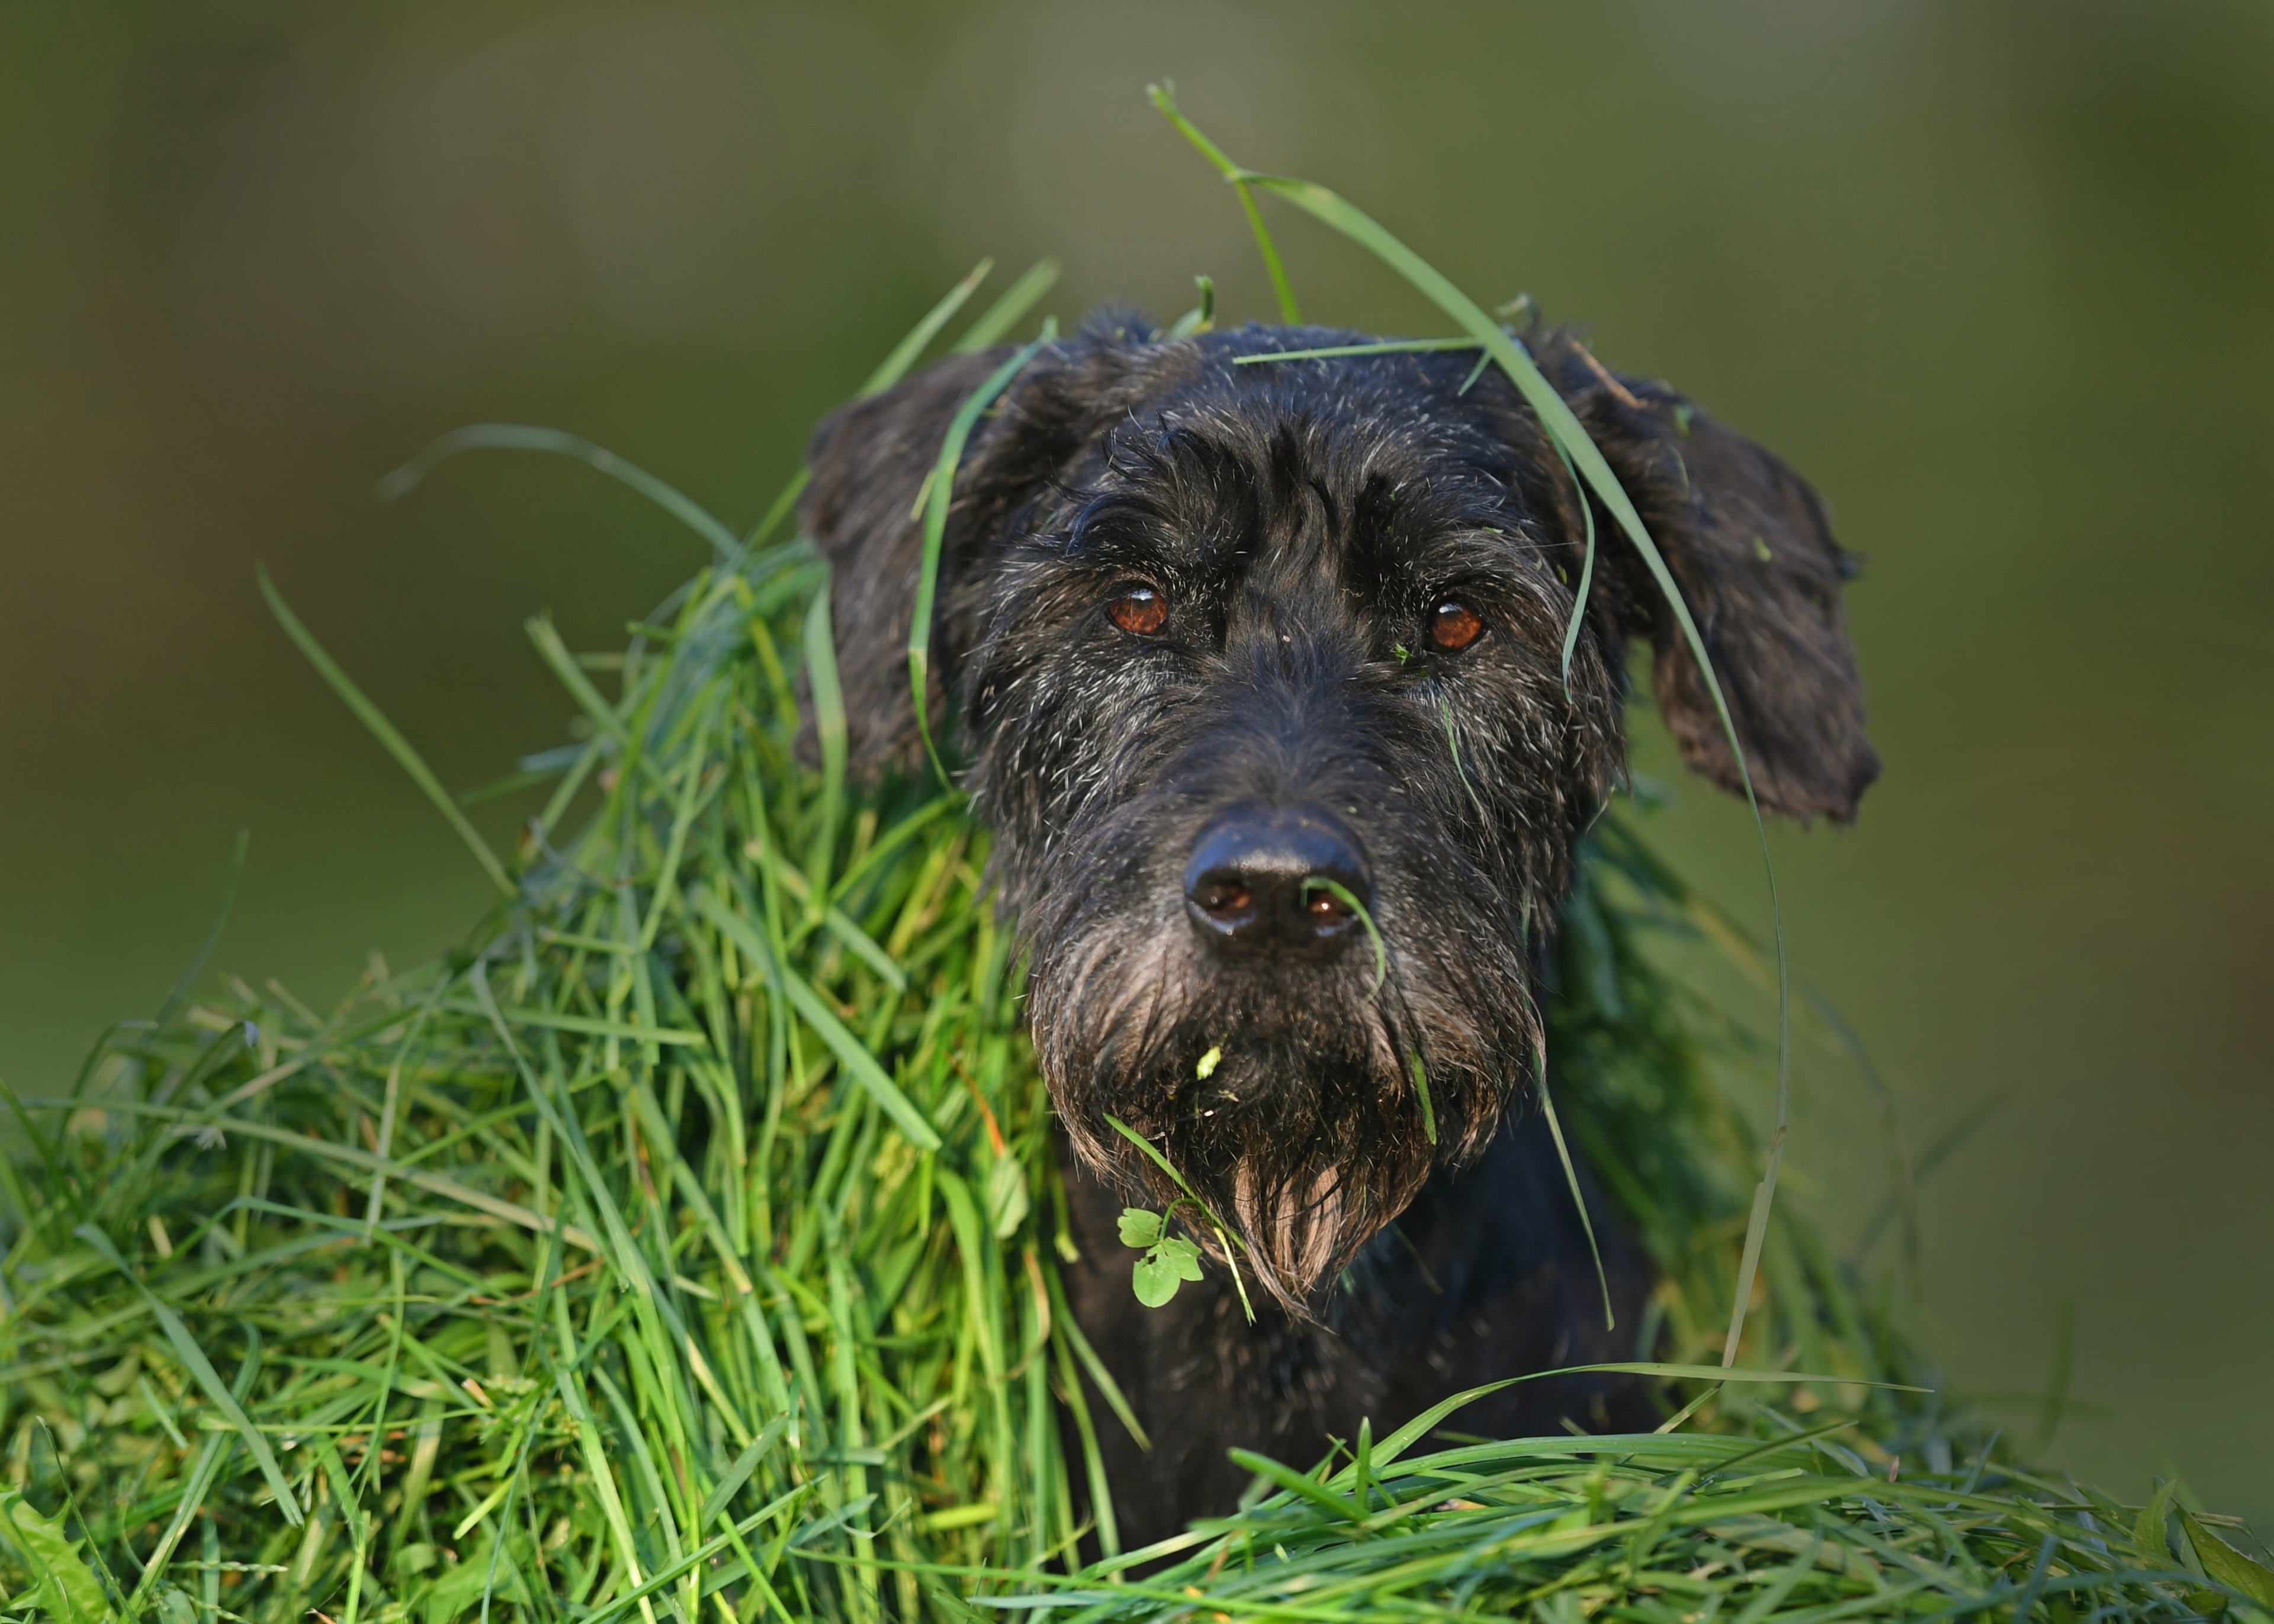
[801, 313, 1877, 1542]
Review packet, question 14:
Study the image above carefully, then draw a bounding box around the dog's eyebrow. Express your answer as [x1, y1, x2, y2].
[1060, 489, 1176, 565]
[1343, 459, 1547, 587]
[1423, 519, 1549, 565]
[1059, 431, 1259, 575]
[1061, 502, 1247, 583]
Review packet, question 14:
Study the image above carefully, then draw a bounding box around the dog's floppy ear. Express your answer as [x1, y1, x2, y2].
[1534, 332, 1881, 823]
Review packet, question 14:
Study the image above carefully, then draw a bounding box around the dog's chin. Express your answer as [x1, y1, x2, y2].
[1061, 1042, 1444, 1317]
[1025, 871, 1541, 1316]
[1035, 966, 1511, 1315]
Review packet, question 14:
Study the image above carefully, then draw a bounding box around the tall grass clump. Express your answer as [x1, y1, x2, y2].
[5, 119, 2271, 1624]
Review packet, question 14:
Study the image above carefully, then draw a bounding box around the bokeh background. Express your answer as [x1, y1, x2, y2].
[4, 1, 2267, 1521]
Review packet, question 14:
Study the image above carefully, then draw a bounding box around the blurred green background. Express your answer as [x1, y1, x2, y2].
[3, 1, 2267, 1521]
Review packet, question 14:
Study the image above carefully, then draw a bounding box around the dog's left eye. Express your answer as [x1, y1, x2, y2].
[1107, 585, 1167, 636]
[1428, 600, 1486, 652]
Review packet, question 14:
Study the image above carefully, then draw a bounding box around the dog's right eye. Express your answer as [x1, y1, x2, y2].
[1107, 585, 1167, 636]
[1428, 600, 1486, 652]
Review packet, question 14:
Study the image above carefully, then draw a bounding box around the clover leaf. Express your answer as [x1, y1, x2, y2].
[1132, 1233, 1204, 1307]
[1119, 1206, 1205, 1307]
[1117, 1206, 1162, 1249]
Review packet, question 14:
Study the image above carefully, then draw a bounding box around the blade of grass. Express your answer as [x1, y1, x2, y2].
[36, 1095, 601, 1252]
[953, 259, 1061, 353]
[727, 265, 1008, 557]
[261, 567, 513, 898]
[527, 612, 634, 750]
[551, 1359, 660, 1624]
[1361, 1363, 1925, 1477]
[638, 699, 722, 951]
[360, 983, 445, 1236]
[1225, 1449, 1363, 1527]
[1552, 438, 1599, 699]
[1050, 1317, 1120, 1559]
[2182, 1509, 2274, 1610]
[1437, 691, 1489, 823]
[1231, 338, 1478, 364]
[1299, 877, 1385, 995]
[377, 424, 741, 558]
[699, 1413, 792, 1530]
[121, 1430, 232, 1613]
[804, 580, 847, 899]
[1166, 274, 1216, 339]
[1729, 1532, 1826, 1624]
[911, 333, 1054, 786]
[1408, 1053, 1437, 1147]
[861, 259, 994, 395]
[746, 472, 810, 552]
[0, 1072, 82, 1237]
[693, 889, 941, 1152]
[436, 1004, 707, 1044]
[72, 1224, 302, 1525]
[1148, 83, 1299, 321]
[1042, 1266, 1150, 1452]
[1531, 1035, 1614, 1330]
[152, 829, 250, 1037]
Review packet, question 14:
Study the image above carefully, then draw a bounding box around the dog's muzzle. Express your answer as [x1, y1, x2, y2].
[1181, 801, 1372, 961]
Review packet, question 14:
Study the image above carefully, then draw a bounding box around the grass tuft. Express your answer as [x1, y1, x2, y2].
[0, 218, 2259, 1624]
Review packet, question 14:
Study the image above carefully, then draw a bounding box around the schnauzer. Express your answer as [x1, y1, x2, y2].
[798, 311, 1878, 1546]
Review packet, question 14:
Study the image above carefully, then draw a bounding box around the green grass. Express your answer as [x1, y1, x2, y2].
[4, 130, 2270, 1624]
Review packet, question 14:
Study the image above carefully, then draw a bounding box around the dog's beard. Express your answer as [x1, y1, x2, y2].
[1026, 879, 1539, 1317]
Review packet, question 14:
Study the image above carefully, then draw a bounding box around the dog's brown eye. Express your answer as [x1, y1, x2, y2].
[1428, 600, 1485, 652]
[1108, 585, 1167, 636]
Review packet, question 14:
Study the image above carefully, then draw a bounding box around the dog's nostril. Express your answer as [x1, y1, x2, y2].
[1183, 802, 1372, 961]
[1193, 880, 1254, 922]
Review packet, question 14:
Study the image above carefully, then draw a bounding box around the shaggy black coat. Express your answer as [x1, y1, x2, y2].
[798, 313, 1877, 1549]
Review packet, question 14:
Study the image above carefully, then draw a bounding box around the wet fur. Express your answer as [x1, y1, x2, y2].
[799, 313, 1877, 1545]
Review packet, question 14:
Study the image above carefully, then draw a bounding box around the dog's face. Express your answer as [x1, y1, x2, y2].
[802, 316, 1877, 1311]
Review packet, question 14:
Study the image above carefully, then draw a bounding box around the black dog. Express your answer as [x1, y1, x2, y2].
[799, 312, 1877, 1546]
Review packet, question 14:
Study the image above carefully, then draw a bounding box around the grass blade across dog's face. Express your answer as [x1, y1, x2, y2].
[801, 315, 1878, 1313]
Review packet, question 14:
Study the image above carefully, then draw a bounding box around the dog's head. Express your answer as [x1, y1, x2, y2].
[801, 313, 1878, 1312]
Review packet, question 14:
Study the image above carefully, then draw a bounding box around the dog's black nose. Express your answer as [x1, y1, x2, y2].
[1183, 802, 1372, 960]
